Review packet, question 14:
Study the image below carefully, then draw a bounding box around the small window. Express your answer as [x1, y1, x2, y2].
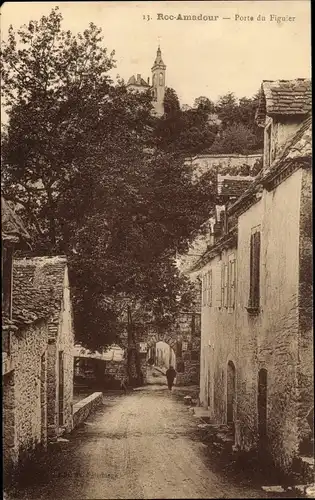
[264, 123, 272, 168]
[152, 74, 156, 86]
[249, 230, 261, 310]
[207, 269, 212, 306]
[159, 72, 163, 86]
[222, 262, 228, 308]
[202, 274, 207, 306]
[228, 254, 236, 309]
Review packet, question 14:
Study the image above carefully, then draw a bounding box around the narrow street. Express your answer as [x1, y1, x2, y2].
[8, 384, 286, 500]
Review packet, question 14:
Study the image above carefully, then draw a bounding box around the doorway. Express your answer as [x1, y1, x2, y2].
[227, 361, 236, 425]
[40, 352, 47, 443]
[58, 351, 64, 427]
[258, 368, 267, 446]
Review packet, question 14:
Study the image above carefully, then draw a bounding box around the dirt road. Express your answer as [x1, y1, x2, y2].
[8, 386, 281, 499]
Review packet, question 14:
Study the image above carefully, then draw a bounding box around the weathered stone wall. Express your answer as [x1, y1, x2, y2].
[236, 168, 303, 471]
[47, 267, 74, 440]
[297, 168, 313, 448]
[72, 392, 103, 429]
[104, 359, 126, 380]
[3, 320, 48, 474]
[189, 154, 262, 179]
[199, 166, 311, 474]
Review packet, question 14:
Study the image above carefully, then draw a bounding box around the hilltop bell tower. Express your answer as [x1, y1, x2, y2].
[151, 46, 166, 117]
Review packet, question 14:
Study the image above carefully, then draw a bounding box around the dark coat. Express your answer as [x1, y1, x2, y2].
[166, 367, 176, 381]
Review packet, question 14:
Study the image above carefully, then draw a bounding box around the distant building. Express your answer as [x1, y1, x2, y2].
[126, 46, 166, 117]
[73, 344, 125, 389]
[192, 78, 312, 476]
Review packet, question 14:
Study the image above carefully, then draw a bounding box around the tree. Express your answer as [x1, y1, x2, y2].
[215, 92, 239, 128]
[194, 96, 215, 114]
[1, 6, 117, 250]
[155, 89, 218, 156]
[163, 87, 180, 115]
[210, 123, 258, 154]
[1, 8, 217, 357]
[212, 92, 263, 153]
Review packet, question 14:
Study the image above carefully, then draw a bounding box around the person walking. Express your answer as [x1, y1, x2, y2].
[166, 365, 176, 391]
[120, 375, 128, 395]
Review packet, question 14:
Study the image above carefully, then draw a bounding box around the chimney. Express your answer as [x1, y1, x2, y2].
[137, 74, 141, 84]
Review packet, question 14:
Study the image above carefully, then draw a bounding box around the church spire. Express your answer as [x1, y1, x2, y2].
[153, 45, 165, 67]
[151, 46, 166, 117]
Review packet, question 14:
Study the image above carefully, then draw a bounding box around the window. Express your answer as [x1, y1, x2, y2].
[228, 254, 236, 309]
[152, 74, 156, 86]
[202, 273, 208, 306]
[203, 270, 212, 307]
[159, 72, 163, 86]
[264, 123, 272, 168]
[207, 269, 212, 306]
[215, 261, 222, 308]
[222, 262, 228, 308]
[249, 230, 261, 310]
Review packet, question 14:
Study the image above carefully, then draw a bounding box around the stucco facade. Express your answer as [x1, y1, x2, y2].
[46, 263, 74, 440]
[195, 79, 312, 476]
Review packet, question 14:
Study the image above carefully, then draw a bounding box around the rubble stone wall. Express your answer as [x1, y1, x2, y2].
[3, 320, 49, 474]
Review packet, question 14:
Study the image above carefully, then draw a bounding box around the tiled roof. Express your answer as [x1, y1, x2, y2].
[218, 177, 254, 199]
[1, 197, 31, 244]
[127, 75, 150, 87]
[3, 256, 67, 331]
[256, 79, 311, 126]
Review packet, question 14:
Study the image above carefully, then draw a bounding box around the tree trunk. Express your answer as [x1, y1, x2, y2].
[127, 305, 143, 387]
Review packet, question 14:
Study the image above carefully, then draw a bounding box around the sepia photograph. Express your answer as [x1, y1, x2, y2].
[1, 1, 313, 499]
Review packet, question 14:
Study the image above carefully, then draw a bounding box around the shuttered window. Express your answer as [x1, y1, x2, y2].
[249, 231, 261, 309]
[207, 269, 212, 306]
[228, 254, 236, 309]
[216, 262, 222, 308]
[202, 273, 207, 306]
[223, 263, 228, 307]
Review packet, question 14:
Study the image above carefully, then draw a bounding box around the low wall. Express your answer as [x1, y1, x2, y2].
[72, 392, 103, 429]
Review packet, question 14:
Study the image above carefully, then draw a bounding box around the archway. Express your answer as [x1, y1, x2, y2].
[258, 368, 267, 446]
[227, 361, 236, 425]
[146, 341, 176, 386]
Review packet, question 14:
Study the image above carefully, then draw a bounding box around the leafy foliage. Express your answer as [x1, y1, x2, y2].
[155, 87, 218, 156]
[212, 92, 263, 153]
[1, 8, 216, 350]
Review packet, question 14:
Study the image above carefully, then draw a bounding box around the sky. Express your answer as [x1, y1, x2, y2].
[1, 1, 311, 106]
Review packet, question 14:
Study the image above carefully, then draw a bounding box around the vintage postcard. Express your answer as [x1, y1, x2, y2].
[1, 1, 312, 499]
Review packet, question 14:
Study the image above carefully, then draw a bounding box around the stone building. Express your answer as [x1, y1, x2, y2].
[191, 79, 312, 475]
[2, 211, 74, 478]
[73, 344, 125, 389]
[126, 46, 166, 117]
